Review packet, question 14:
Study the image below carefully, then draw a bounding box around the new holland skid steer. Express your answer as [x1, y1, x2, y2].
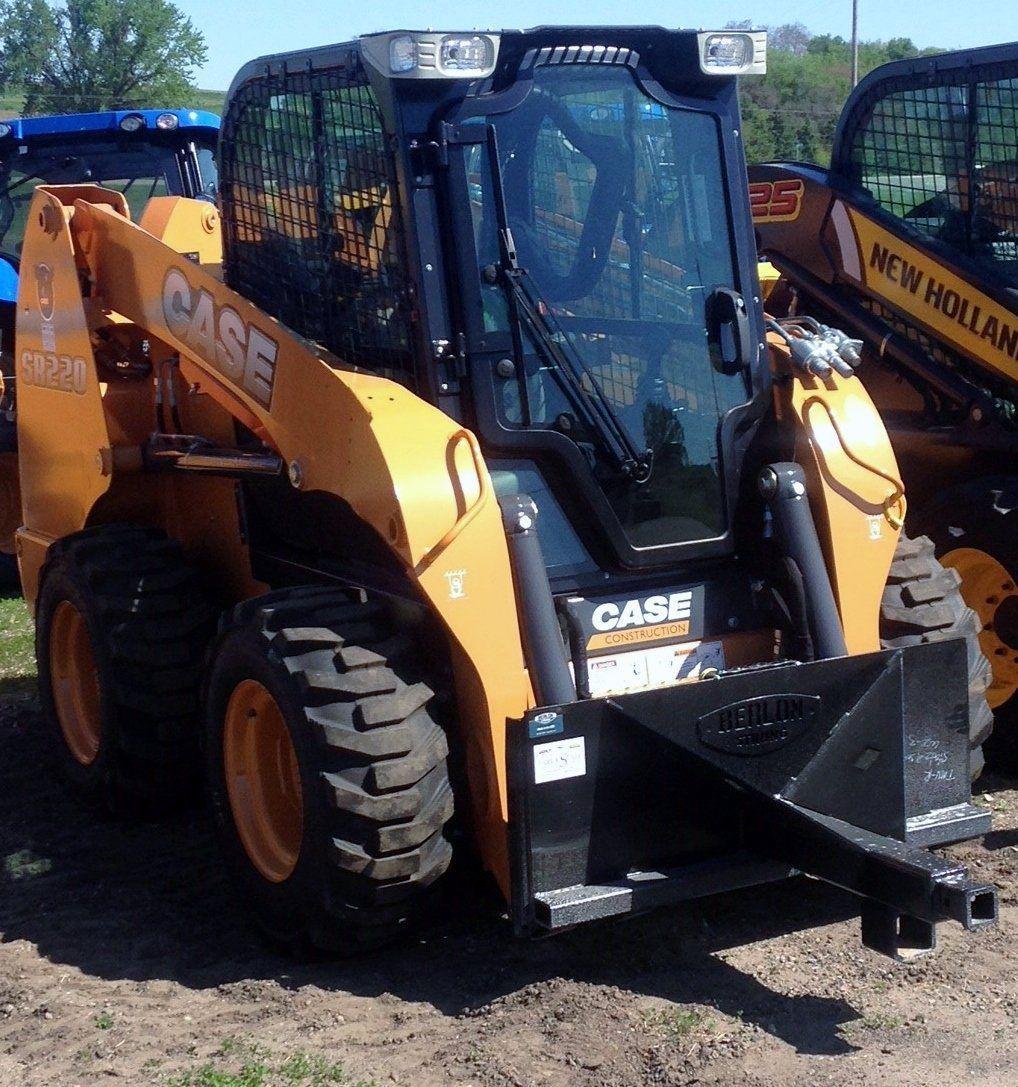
[14, 27, 999, 960]
[750, 42, 1018, 772]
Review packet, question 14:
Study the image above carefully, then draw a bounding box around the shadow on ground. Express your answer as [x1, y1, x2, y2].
[0, 691, 884, 1057]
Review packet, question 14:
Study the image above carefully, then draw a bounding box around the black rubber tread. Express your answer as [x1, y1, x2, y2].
[35, 524, 214, 815]
[914, 479, 1018, 775]
[880, 532, 994, 776]
[0, 551, 18, 590]
[0, 432, 20, 589]
[202, 587, 454, 954]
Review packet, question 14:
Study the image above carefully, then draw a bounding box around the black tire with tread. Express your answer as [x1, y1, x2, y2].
[880, 532, 994, 779]
[202, 586, 454, 955]
[0, 430, 20, 590]
[915, 480, 1018, 774]
[0, 551, 17, 590]
[36, 524, 213, 815]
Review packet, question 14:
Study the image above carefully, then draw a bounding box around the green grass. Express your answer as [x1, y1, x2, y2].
[94, 1011, 114, 1031]
[642, 1006, 714, 1043]
[856, 1011, 905, 1031]
[0, 594, 35, 697]
[162, 1039, 374, 1087]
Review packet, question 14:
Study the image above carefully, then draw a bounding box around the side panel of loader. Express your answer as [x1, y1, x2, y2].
[16, 185, 533, 894]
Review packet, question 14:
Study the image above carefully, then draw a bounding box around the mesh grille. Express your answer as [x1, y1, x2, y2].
[220, 58, 413, 379]
[849, 79, 969, 242]
[840, 59, 1018, 285]
[975, 78, 1018, 271]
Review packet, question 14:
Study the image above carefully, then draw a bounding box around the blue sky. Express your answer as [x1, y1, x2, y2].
[176, 1, 1018, 90]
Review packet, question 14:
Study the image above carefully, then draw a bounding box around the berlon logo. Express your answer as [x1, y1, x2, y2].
[35, 263, 54, 321]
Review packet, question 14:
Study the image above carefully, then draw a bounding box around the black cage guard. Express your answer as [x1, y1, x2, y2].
[219, 58, 414, 380]
[833, 51, 1018, 287]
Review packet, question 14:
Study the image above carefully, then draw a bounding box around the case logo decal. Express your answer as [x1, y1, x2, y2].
[573, 585, 705, 653]
[591, 590, 692, 632]
[587, 590, 693, 649]
[162, 267, 278, 409]
[35, 263, 55, 321]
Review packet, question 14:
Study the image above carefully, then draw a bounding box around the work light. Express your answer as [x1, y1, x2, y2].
[119, 114, 145, 132]
[362, 30, 501, 80]
[697, 31, 767, 76]
[388, 35, 417, 74]
[155, 113, 180, 130]
[440, 35, 495, 71]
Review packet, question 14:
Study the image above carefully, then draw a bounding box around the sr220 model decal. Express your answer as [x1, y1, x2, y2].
[749, 179, 805, 223]
[162, 267, 279, 409]
[19, 350, 87, 394]
[20, 262, 89, 393]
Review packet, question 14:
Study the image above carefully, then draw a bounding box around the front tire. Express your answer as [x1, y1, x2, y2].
[880, 532, 995, 778]
[203, 588, 455, 955]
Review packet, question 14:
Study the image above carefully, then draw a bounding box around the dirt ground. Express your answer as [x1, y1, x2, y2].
[0, 632, 1016, 1086]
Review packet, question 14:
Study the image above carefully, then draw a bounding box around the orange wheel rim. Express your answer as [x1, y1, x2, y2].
[0, 452, 20, 556]
[223, 679, 303, 883]
[49, 600, 102, 765]
[942, 547, 1018, 710]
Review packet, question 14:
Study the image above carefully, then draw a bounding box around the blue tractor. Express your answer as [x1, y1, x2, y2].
[0, 108, 220, 584]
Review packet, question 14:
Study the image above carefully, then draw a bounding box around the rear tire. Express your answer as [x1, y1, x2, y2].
[0, 447, 20, 590]
[36, 525, 214, 816]
[880, 532, 995, 779]
[202, 587, 455, 955]
[0, 551, 17, 591]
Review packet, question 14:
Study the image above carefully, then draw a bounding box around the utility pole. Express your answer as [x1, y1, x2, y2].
[851, 0, 860, 86]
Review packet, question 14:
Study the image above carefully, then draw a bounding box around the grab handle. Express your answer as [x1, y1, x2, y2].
[416, 429, 491, 571]
[802, 395, 905, 528]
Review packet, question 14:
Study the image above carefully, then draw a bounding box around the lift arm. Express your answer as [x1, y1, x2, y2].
[15, 184, 532, 895]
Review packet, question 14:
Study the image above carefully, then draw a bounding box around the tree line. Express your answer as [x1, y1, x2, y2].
[0, 0, 206, 114]
[732, 21, 942, 164]
[0, 3, 948, 170]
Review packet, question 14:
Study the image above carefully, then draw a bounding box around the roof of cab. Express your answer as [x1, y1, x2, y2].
[0, 108, 221, 141]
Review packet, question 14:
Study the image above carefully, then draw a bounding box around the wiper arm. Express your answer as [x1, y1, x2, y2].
[497, 230, 653, 482]
[483, 125, 652, 482]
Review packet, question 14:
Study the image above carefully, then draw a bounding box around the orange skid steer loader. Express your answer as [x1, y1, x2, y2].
[14, 27, 998, 959]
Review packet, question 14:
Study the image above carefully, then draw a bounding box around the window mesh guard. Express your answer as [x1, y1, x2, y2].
[844, 64, 1018, 283]
[220, 61, 413, 378]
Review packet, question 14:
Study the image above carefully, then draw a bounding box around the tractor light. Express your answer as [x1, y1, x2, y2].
[698, 31, 767, 76]
[155, 112, 180, 130]
[439, 34, 495, 73]
[364, 30, 500, 80]
[119, 113, 146, 132]
[0, 124, 11, 139]
[388, 35, 417, 74]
